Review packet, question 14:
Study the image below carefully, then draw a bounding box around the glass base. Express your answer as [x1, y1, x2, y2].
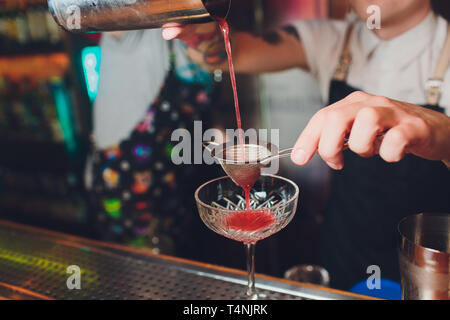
[246, 291, 267, 300]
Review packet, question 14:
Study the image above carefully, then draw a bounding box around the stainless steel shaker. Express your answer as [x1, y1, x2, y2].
[398, 213, 450, 300]
[47, 0, 231, 33]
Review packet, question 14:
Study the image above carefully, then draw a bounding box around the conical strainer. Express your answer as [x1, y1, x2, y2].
[204, 141, 293, 188]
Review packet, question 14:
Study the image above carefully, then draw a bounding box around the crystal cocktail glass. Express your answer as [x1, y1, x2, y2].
[195, 174, 299, 299]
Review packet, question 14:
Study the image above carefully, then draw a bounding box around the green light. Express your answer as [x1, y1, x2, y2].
[103, 198, 122, 220]
[0, 248, 99, 281]
[165, 144, 174, 159]
[51, 78, 77, 155]
[81, 46, 102, 102]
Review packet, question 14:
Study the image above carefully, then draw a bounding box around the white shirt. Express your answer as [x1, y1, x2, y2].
[293, 12, 450, 115]
[94, 30, 201, 149]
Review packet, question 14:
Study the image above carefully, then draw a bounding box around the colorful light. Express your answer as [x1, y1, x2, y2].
[81, 46, 102, 102]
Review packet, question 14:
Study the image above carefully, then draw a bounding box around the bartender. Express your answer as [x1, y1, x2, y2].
[163, 0, 450, 289]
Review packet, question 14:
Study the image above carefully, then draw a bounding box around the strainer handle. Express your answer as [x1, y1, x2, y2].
[260, 148, 293, 164]
[202, 140, 221, 152]
[278, 148, 294, 158]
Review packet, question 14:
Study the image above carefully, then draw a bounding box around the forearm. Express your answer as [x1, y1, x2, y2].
[172, 23, 308, 74]
[183, 25, 228, 71]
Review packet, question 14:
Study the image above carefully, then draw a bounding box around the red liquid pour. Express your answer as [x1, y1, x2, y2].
[217, 18, 244, 153]
[217, 18, 264, 210]
[226, 210, 276, 232]
[217, 18, 253, 208]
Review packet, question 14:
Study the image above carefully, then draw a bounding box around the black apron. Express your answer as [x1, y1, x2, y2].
[319, 28, 450, 290]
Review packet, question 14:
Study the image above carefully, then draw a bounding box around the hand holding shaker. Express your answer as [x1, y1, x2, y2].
[47, 0, 231, 32]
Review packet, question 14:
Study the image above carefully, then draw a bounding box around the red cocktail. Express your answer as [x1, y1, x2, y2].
[195, 175, 299, 299]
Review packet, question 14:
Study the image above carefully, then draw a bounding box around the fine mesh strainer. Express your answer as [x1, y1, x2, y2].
[204, 141, 293, 188]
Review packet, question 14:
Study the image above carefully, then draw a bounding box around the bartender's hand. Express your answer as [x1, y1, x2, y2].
[291, 91, 450, 169]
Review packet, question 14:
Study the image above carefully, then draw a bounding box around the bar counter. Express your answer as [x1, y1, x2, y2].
[0, 219, 373, 300]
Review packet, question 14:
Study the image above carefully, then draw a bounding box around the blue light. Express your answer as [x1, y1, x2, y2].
[81, 46, 102, 102]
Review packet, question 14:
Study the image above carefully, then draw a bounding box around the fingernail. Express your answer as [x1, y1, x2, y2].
[326, 161, 342, 170]
[292, 149, 307, 165]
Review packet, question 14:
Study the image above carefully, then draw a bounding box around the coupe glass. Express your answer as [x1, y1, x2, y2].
[195, 174, 299, 299]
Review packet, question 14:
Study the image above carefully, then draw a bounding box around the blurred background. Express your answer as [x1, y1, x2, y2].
[0, 0, 349, 278]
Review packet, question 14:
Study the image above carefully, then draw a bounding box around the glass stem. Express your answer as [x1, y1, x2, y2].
[245, 242, 257, 299]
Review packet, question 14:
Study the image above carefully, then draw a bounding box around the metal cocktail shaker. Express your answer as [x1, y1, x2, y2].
[47, 0, 231, 33]
[398, 213, 450, 300]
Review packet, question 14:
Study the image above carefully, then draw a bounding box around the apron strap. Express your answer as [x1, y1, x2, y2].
[334, 22, 450, 107]
[333, 24, 355, 81]
[426, 24, 450, 106]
